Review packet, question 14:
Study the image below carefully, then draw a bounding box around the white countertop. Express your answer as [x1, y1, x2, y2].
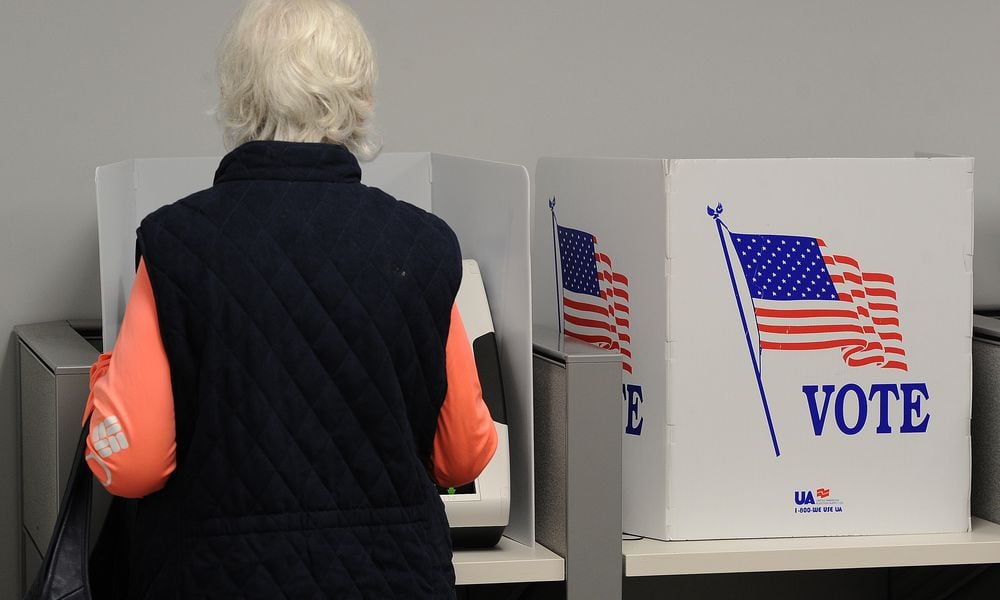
[453, 537, 565, 585]
[624, 517, 1000, 577]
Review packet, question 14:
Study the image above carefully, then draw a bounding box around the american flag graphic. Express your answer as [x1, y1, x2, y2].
[557, 225, 633, 373]
[729, 232, 907, 371]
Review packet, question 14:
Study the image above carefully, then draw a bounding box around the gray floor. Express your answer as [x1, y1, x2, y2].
[459, 564, 1000, 600]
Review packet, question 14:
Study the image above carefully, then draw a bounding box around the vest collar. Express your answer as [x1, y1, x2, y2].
[214, 141, 363, 185]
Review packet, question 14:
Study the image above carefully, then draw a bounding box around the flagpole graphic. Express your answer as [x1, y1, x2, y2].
[550, 198, 564, 337]
[709, 203, 781, 458]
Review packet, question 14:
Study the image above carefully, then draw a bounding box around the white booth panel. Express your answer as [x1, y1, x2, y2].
[97, 157, 219, 350]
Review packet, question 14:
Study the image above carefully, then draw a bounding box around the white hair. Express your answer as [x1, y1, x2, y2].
[217, 0, 379, 160]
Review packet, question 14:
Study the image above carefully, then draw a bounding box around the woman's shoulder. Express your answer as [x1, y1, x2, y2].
[140, 186, 217, 222]
[139, 181, 258, 232]
[363, 185, 460, 249]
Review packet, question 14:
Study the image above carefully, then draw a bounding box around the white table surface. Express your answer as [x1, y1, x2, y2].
[453, 537, 565, 585]
[624, 517, 1000, 577]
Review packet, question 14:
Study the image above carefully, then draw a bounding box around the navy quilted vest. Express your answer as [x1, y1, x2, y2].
[127, 141, 461, 599]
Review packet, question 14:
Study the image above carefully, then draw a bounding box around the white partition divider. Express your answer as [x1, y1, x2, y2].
[96, 151, 535, 547]
[429, 155, 534, 545]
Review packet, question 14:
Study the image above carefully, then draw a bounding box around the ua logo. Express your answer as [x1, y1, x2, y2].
[86, 415, 129, 487]
[794, 491, 816, 505]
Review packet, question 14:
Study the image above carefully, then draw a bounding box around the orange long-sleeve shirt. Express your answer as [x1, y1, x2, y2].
[84, 259, 498, 497]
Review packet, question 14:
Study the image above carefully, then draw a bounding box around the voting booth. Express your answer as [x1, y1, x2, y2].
[532, 157, 973, 541]
[96, 152, 535, 547]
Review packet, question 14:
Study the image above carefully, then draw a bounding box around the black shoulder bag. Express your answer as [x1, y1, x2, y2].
[24, 422, 93, 600]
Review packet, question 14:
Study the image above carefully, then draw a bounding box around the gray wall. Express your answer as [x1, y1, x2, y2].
[2, 1, 999, 596]
[0, 2, 243, 593]
[353, 0, 1000, 303]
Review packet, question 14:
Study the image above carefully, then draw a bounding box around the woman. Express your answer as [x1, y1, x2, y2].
[83, 1, 497, 598]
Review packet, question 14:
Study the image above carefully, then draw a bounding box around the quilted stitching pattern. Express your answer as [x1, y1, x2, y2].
[118, 142, 461, 599]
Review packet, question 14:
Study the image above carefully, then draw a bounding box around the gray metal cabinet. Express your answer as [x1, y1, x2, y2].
[15, 320, 106, 594]
[533, 328, 623, 600]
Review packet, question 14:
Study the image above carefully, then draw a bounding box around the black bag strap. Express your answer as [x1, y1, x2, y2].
[24, 422, 93, 600]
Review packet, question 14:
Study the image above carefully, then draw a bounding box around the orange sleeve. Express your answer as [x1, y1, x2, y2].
[83, 259, 176, 498]
[430, 305, 499, 488]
